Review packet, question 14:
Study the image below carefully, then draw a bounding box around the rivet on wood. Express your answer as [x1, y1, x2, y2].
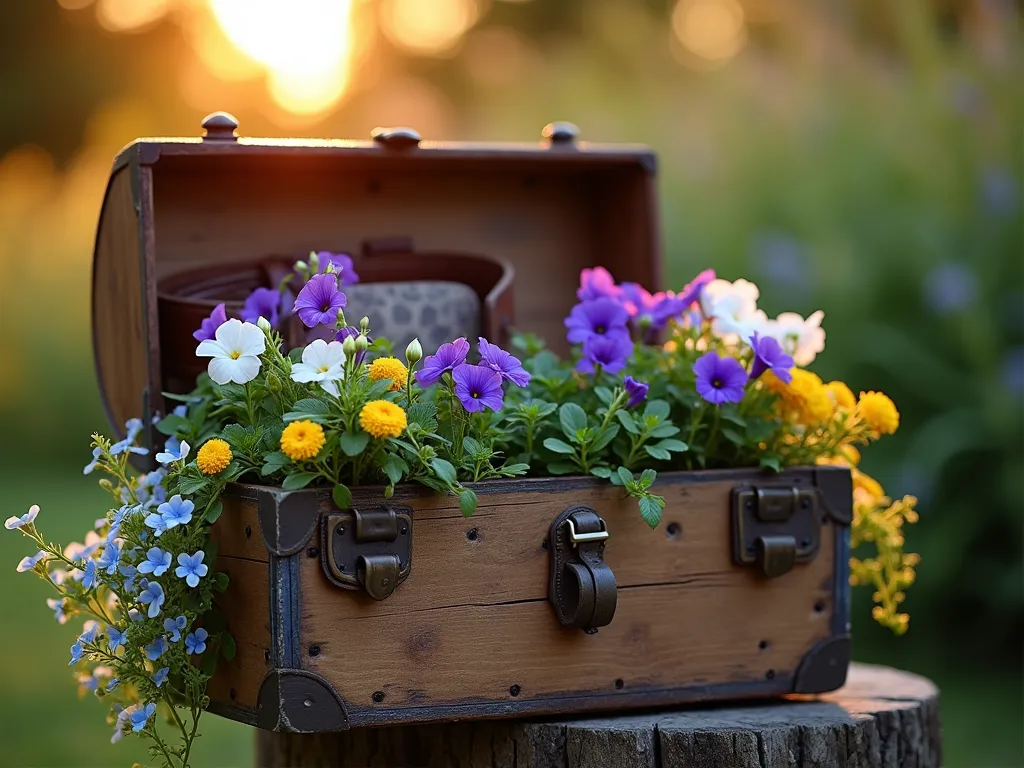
[466, 528, 479, 541]
[758, 640, 769, 650]
[244, 526, 252, 540]
[309, 645, 321, 657]
[264, 649, 271, 664]
[666, 522, 681, 539]
[541, 540, 550, 551]
[814, 601, 826, 613]
[766, 669, 776, 680]
[229, 688, 237, 700]
[509, 685, 521, 697]
[372, 691, 385, 703]
[614, 678, 624, 690]
[306, 547, 319, 558]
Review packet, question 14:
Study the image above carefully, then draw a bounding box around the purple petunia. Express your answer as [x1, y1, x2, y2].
[576, 335, 634, 375]
[240, 287, 283, 328]
[619, 283, 689, 338]
[676, 269, 717, 309]
[577, 266, 621, 301]
[748, 332, 794, 383]
[693, 352, 748, 405]
[565, 298, 631, 345]
[294, 273, 347, 328]
[452, 364, 504, 413]
[624, 376, 649, 408]
[478, 338, 530, 387]
[415, 337, 470, 387]
[315, 251, 360, 286]
[193, 303, 228, 342]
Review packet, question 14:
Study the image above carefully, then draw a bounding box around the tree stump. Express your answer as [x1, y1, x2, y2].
[254, 663, 940, 768]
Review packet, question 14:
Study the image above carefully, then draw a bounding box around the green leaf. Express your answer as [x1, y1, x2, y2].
[260, 451, 291, 476]
[616, 410, 640, 434]
[645, 446, 671, 461]
[332, 483, 353, 509]
[639, 468, 657, 488]
[594, 386, 614, 405]
[543, 438, 576, 455]
[221, 424, 253, 450]
[720, 407, 747, 428]
[339, 430, 370, 457]
[721, 428, 745, 445]
[638, 495, 665, 529]
[590, 424, 620, 452]
[407, 401, 438, 431]
[213, 572, 230, 593]
[283, 397, 331, 423]
[590, 467, 613, 479]
[644, 399, 671, 421]
[654, 439, 688, 453]
[459, 489, 478, 517]
[559, 403, 588, 438]
[759, 455, 783, 473]
[282, 472, 317, 490]
[176, 474, 209, 495]
[155, 414, 190, 436]
[383, 455, 406, 486]
[220, 632, 237, 661]
[548, 463, 577, 475]
[205, 501, 224, 524]
[616, 466, 634, 487]
[430, 458, 458, 486]
[649, 423, 681, 438]
[500, 463, 530, 475]
[462, 436, 483, 456]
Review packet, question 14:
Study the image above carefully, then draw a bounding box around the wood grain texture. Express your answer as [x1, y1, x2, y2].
[149, 156, 657, 355]
[91, 166, 148, 437]
[206, 555, 273, 711]
[255, 663, 940, 768]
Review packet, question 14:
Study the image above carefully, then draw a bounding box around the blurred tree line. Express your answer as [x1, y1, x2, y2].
[0, 0, 1020, 670]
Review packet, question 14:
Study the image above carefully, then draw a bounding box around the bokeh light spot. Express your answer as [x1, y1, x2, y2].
[380, 0, 479, 56]
[96, 0, 171, 33]
[672, 0, 746, 63]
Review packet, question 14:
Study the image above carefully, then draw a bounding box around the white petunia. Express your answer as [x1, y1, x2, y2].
[195, 319, 266, 385]
[701, 278, 764, 339]
[763, 310, 826, 366]
[290, 339, 346, 396]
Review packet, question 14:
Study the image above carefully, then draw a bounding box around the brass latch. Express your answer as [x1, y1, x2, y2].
[732, 486, 820, 578]
[321, 506, 412, 600]
[549, 506, 617, 632]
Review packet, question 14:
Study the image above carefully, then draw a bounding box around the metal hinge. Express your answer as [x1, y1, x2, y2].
[732, 486, 820, 578]
[321, 506, 413, 600]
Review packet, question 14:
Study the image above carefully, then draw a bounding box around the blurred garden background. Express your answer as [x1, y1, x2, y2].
[0, 0, 1020, 765]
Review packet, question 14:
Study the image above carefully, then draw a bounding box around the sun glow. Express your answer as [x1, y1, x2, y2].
[208, 0, 355, 115]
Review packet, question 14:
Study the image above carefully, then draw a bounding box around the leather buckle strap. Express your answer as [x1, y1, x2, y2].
[549, 506, 617, 632]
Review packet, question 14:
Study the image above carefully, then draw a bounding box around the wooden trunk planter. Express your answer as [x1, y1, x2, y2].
[206, 466, 851, 732]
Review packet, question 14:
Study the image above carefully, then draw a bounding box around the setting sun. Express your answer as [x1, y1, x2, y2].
[208, 0, 355, 115]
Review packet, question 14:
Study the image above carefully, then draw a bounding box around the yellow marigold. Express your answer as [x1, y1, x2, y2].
[359, 400, 407, 439]
[368, 357, 408, 392]
[857, 391, 900, 435]
[197, 439, 232, 475]
[280, 420, 326, 461]
[853, 469, 884, 499]
[839, 443, 861, 466]
[788, 369, 832, 426]
[826, 381, 856, 409]
[761, 370, 790, 397]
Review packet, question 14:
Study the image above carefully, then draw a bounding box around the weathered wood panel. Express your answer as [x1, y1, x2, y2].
[206, 555, 273, 711]
[92, 167, 149, 436]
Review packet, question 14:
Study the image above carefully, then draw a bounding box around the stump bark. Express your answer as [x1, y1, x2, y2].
[254, 663, 941, 768]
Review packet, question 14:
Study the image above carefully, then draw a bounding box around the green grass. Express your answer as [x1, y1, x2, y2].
[1, 466, 1020, 767]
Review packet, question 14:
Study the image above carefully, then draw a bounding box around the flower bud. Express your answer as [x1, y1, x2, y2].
[360, 316, 370, 333]
[405, 337, 423, 364]
[266, 372, 282, 393]
[342, 335, 357, 358]
[355, 334, 369, 353]
[295, 260, 308, 276]
[257, 316, 273, 334]
[335, 308, 347, 329]
[308, 251, 320, 274]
